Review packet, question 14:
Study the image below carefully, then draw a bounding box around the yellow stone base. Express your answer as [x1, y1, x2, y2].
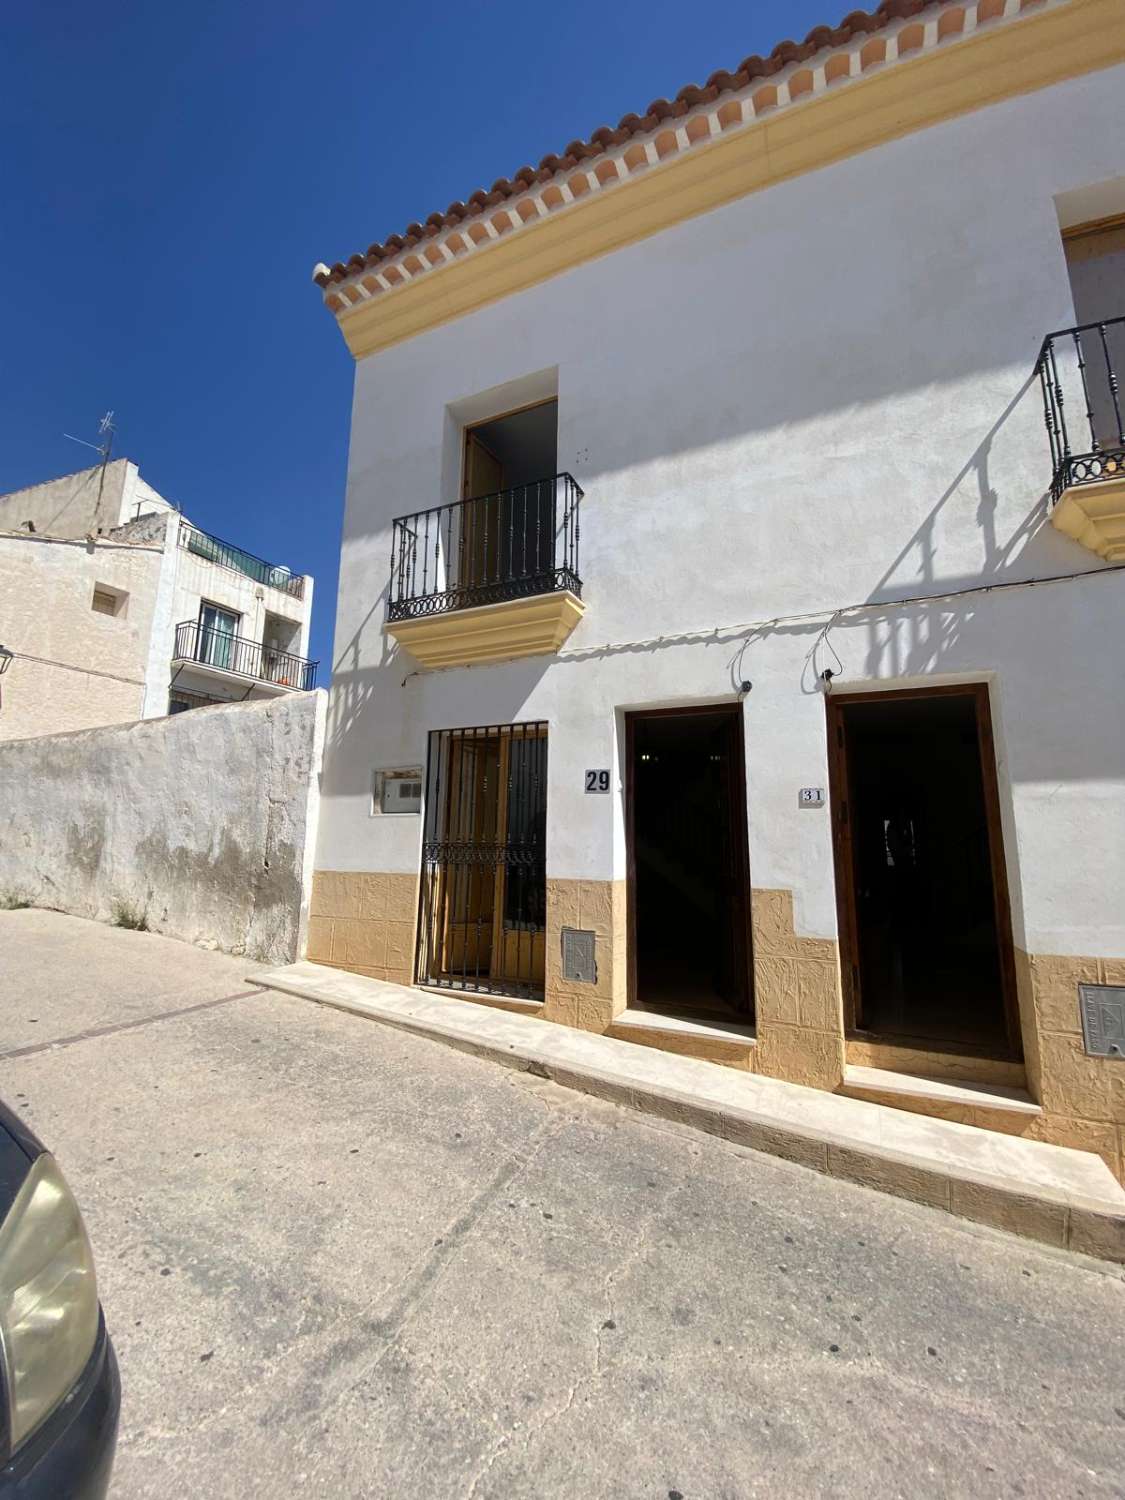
[543, 879, 627, 1031]
[750, 889, 844, 1091]
[1015, 949, 1125, 1183]
[306, 870, 418, 986]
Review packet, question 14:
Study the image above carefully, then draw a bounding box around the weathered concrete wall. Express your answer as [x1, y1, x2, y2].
[0, 529, 166, 742]
[0, 690, 326, 963]
[0, 459, 165, 540]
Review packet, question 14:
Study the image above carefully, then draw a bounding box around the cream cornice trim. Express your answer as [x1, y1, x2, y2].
[326, 0, 1123, 360]
[1062, 210, 1125, 241]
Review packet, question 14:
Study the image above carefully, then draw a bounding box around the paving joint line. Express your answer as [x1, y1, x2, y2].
[0, 986, 265, 1061]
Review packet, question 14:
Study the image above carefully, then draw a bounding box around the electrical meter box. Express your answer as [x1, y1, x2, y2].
[374, 768, 424, 815]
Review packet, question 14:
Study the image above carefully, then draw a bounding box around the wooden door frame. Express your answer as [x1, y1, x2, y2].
[624, 703, 755, 1020]
[825, 681, 1022, 1060]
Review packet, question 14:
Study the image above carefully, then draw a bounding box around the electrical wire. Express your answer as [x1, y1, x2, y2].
[400, 560, 1125, 682]
[6, 651, 145, 688]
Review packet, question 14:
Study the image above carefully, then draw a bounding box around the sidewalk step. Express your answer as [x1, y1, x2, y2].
[841, 1064, 1042, 1124]
[253, 961, 1125, 1264]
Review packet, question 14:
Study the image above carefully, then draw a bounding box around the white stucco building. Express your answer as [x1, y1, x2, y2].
[0, 458, 316, 741]
[307, 0, 1125, 1184]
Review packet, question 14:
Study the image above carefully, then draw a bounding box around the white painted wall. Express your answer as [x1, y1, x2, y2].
[120, 469, 176, 528]
[318, 64, 1125, 961]
[0, 459, 131, 539]
[0, 459, 177, 539]
[140, 516, 182, 718]
[171, 534, 308, 641]
[166, 522, 315, 708]
[0, 465, 316, 723]
[0, 691, 327, 963]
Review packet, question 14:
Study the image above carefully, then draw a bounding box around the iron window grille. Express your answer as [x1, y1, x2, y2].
[173, 620, 318, 690]
[1037, 315, 1125, 500]
[168, 688, 224, 714]
[388, 473, 582, 621]
[415, 722, 548, 1002]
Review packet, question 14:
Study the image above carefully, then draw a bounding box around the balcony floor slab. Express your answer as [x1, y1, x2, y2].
[385, 589, 584, 669]
[170, 658, 302, 695]
[1051, 474, 1125, 562]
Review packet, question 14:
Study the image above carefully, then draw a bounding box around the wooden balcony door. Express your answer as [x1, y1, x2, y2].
[461, 435, 504, 593]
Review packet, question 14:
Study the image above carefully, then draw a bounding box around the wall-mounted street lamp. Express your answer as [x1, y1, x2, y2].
[0, 646, 13, 675]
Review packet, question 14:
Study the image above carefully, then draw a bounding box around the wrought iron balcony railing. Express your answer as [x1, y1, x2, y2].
[179, 522, 306, 600]
[1037, 315, 1125, 500]
[388, 473, 582, 622]
[173, 621, 318, 690]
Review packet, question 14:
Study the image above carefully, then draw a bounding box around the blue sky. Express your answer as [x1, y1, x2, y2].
[3, 0, 832, 671]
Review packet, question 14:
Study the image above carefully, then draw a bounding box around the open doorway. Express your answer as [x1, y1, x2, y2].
[261, 612, 301, 685]
[460, 400, 559, 597]
[626, 706, 753, 1024]
[827, 685, 1020, 1057]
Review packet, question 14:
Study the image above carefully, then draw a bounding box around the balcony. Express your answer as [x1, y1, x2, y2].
[1038, 316, 1125, 562]
[172, 621, 318, 692]
[385, 473, 584, 668]
[179, 522, 307, 600]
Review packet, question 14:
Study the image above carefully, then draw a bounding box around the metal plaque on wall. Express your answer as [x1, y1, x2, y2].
[561, 928, 597, 985]
[1078, 984, 1125, 1059]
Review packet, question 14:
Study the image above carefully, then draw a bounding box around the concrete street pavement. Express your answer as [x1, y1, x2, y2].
[1, 910, 1123, 1499]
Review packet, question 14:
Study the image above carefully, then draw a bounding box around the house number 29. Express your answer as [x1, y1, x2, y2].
[585, 770, 611, 793]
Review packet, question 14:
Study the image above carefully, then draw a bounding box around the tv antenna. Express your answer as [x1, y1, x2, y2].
[63, 411, 116, 466]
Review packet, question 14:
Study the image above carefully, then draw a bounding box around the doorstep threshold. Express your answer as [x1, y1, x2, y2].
[416, 984, 544, 1016]
[613, 1008, 756, 1043]
[843, 1064, 1041, 1115]
[252, 961, 1125, 1263]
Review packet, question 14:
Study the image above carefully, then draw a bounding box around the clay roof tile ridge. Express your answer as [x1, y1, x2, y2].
[314, 1, 964, 291]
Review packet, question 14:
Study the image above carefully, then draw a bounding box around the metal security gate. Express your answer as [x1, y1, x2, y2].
[416, 723, 548, 1000]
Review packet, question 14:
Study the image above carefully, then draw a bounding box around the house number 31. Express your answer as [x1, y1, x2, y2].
[585, 770, 611, 793]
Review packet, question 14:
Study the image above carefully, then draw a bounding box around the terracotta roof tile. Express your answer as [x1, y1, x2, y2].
[313, 0, 942, 288]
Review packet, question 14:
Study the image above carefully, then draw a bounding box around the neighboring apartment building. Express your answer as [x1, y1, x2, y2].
[0, 458, 316, 740]
[307, 0, 1125, 1182]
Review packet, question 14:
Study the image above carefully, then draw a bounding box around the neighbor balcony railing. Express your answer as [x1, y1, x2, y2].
[179, 522, 306, 600]
[388, 473, 582, 622]
[1037, 315, 1125, 500]
[173, 621, 318, 690]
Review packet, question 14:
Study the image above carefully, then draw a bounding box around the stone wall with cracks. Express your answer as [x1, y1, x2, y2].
[0, 690, 326, 963]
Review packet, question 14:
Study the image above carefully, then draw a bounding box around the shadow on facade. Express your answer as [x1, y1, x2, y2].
[324, 346, 1121, 799]
[323, 581, 554, 797]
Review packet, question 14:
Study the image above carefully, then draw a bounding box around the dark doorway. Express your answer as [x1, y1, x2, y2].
[827, 685, 1020, 1057]
[627, 706, 753, 1024]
